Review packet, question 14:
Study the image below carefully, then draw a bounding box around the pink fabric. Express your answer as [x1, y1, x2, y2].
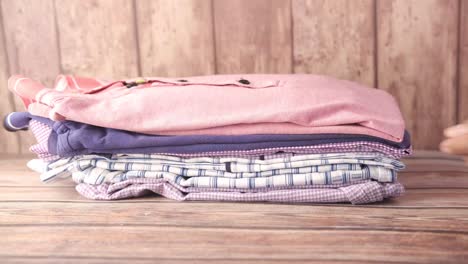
[9, 74, 405, 142]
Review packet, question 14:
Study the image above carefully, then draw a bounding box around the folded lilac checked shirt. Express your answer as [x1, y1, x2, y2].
[76, 178, 404, 204]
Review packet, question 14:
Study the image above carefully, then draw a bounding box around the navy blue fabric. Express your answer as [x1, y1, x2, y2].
[4, 112, 411, 157]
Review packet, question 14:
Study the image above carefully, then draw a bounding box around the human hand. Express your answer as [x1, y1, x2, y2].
[440, 121, 468, 163]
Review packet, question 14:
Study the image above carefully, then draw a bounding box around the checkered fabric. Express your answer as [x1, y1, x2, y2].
[29, 120, 59, 161]
[75, 178, 404, 204]
[36, 153, 401, 189]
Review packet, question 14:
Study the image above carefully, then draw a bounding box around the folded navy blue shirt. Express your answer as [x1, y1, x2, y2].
[4, 112, 411, 157]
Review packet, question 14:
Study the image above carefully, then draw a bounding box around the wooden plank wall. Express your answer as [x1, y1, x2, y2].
[377, 0, 459, 150]
[0, 0, 466, 154]
[460, 0, 468, 122]
[293, 0, 375, 87]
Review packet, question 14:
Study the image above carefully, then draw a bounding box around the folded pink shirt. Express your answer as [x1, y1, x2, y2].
[8, 74, 405, 142]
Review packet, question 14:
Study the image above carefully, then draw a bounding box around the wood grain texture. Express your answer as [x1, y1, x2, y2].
[1, 226, 467, 263]
[377, 0, 458, 149]
[459, 0, 468, 122]
[0, 0, 60, 154]
[214, 0, 292, 73]
[400, 151, 468, 188]
[2, 202, 468, 232]
[0, 259, 363, 264]
[0, 259, 360, 264]
[292, 0, 375, 86]
[54, 0, 139, 79]
[400, 172, 468, 188]
[0, 3, 19, 154]
[136, 0, 215, 77]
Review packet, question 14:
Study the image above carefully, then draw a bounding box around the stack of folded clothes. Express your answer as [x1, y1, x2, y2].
[4, 74, 411, 204]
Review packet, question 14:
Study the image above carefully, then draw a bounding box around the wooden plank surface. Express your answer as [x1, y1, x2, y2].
[214, 0, 292, 73]
[2, 202, 468, 232]
[1, 226, 467, 263]
[0, 259, 358, 264]
[0, 0, 61, 154]
[377, 0, 459, 149]
[292, 0, 375, 86]
[136, 0, 215, 77]
[459, 0, 468, 122]
[54, 0, 139, 79]
[0, 153, 468, 263]
[400, 151, 468, 188]
[0, 259, 363, 264]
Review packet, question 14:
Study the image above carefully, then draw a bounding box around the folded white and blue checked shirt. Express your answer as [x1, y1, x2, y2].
[30, 152, 403, 189]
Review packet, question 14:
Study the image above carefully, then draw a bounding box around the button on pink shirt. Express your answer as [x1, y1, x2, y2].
[9, 74, 406, 142]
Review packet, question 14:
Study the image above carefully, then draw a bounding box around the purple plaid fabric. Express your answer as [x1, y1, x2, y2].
[29, 120, 59, 161]
[150, 142, 411, 159]
[75, 178, 404, 204]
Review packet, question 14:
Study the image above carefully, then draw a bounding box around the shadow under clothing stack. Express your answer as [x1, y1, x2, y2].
[4, 74, 411, 204]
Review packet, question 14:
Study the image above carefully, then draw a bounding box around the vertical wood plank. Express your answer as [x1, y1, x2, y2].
[1, 0, 61, 154]
[459, 0, 468, 122]
[55, 0, 139, 79]
[214, 0, 292, 73]
[136, 0, 215, 77]
[0, 2, 20, 154]
[377, 0, 458, 149]
[292, 0, 375, 87]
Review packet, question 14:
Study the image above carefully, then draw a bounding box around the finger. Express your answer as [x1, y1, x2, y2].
[439, 134, 468, 155]
[444, 123, 468, 138]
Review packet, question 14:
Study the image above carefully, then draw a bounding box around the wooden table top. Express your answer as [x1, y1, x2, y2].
[1, 151, 467, 263]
